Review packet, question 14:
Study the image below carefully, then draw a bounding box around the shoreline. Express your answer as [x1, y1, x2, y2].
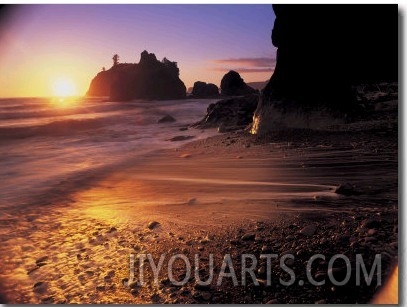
[0, 102, 398, 303]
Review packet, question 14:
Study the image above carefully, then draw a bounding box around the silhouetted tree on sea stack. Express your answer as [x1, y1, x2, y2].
[251, 4, 398, 134]
[112, 54, 119, 67]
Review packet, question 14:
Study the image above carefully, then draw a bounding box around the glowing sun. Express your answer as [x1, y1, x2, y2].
[52, 77, 77, 97]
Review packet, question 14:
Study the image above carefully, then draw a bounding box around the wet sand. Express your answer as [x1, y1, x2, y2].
[0, 101, 398, 303]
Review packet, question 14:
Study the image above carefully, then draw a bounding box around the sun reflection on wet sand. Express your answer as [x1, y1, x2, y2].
[0, 138, 398, 303]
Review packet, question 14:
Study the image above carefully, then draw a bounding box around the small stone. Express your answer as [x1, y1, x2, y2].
[179, 153, 191, 158]
[261, 245, 272, 253]
[158, 115, 176, 123]
[258, 265, 267, 277]
[107, 227, 117, 233]
[299, 224, 317, 236]
[187, 198, 197, 205]
[147, 221, 160, 230]
[129, 281, 138, 289]
[241, 233, 256, 241]
[201, 292, 212, 301]
[360, 218, 381, 229]
[36, 256, 49, 265]
[41, 296, 54, 304]
[256, 278, 271, 288]
[315, 299, 326, 304]
[27, 266, 39, 275]
[96, 284, 105, 291]
[335, 182, 360, 196]
[266, 299, 281, 304]
[130, 288, 138, 295]
[367, 229, 377, 237]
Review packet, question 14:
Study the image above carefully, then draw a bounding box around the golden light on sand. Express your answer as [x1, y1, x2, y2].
[51, 77, 78, 97]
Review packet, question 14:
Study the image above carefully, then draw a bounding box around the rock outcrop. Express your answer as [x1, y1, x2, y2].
[220, 71, 256, 96]
[251, 5, 398, 134]
[191, 81, 219, 98]
[193, 94, 259, 132]
[87, 50, 186, 101]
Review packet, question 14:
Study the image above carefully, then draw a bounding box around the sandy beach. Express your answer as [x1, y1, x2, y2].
[0, 98, 398, 303]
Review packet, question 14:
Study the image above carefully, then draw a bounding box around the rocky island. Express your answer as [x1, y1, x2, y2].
[87, 50, 186, 101]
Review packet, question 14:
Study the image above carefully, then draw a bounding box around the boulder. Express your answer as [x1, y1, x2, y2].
[193, 94, 259, 131]
[191, 81, 219, 98]
[220, 71, 256, 96]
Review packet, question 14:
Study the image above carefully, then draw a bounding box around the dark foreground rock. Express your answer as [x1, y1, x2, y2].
[87, 50, 186, 101]
[191, 81, 219, 98]
[193, 94, 259, 131]
[251, 5, 397, 134]
[220, 71, 256, 96]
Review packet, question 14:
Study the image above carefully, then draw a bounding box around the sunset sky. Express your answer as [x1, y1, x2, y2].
[0, 5, 276, 98]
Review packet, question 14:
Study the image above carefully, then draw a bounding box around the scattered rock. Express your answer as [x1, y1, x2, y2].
[179, 153, 191, 158]
[147, 221, 160, 230]
[360, 218, 381, 229]
[158, 115, 176, 123]
[35, 256, 49, 265]
[299, 224, 317, 236]
[107, 227, 117, 233]
[187, 198, 197, 205]
[201, 291, 212, 301]
[96, 284, 105, 291]
[266, 299, 281, 304]
[335, 183, 360, 196]
[167, 135, 194, 142]
[241, 233, 256, 241]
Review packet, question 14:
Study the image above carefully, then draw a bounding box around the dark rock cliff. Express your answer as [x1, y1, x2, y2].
[251, 4, 398, 134]
[87, 50, 186, 101]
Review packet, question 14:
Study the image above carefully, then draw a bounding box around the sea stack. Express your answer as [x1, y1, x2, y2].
[87, 50, 186, 101]
[251, 5, 398, 134]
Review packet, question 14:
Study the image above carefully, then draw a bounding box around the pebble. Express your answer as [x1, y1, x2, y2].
[299, 224, 317, 236]
[96, 284, 105, 291]
[201, 292, 212, 301]
[258, 265, 267, 277]
[158, 115, 176, 123]
[147, 221, 160, 230]
[241, 233, 256, 241]
[107, 227, 117, 233]
[261, 245, 272, 253]
[187, 198, 197, 205]
[360, 218, 381, 229]
[266, 299, 281, 304]
[36, 256, 49, 265]
[129, 281, 138, 289]
[335, 182, 359, 196]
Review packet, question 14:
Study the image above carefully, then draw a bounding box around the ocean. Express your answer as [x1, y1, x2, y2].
[0, 97, 217, 210]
